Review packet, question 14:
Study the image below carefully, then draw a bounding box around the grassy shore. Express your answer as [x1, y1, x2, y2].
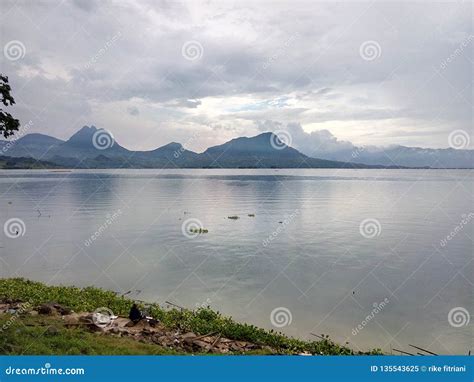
[0, 314, 182, 355]
[0, 278, 382, 355]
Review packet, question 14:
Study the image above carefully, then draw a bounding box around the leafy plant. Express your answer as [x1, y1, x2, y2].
[0, 278, 382, 355]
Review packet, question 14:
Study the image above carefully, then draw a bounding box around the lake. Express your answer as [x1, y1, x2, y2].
[0, 169, 472, 354]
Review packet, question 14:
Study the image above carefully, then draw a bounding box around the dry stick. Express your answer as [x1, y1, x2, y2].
[309, 332, 326, 340]
[393, 348, 415, 356]
[165, 301, 185, 310]
[193, 331, 218, 341]
[408, 344, 438, 356]
[208, 334, 222, 353]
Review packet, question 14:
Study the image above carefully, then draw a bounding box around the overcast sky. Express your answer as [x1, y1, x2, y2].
[1, 0, 472, 153]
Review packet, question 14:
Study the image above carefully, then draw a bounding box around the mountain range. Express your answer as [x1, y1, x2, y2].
[298, 143, 473, 169]
[0, 125, 471, 169]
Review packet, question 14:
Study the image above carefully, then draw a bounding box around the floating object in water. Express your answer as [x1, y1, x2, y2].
[190, 228, 208, 234]
[228, 215, 239, 220]
[248, 214, 255, 217]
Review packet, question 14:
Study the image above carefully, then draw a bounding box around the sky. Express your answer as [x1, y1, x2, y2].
[0, 0, 472, 153]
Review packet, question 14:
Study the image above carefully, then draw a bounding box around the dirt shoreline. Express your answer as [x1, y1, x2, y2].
[0, 300, 281, 355]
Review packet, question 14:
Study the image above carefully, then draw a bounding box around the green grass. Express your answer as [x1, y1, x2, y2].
[0, 315, 179, 355]
[0, 278, 382, 355]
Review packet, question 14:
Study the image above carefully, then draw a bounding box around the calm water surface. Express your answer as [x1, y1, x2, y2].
[0, 169, 472, 354]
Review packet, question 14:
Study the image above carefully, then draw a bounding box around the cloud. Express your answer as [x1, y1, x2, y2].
[170, 99, 202, 108]
[0, 0, 471, 150]
[127, 106, 140, 116]
[255, 120, 356, 158]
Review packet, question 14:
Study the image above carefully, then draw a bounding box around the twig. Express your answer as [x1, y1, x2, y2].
[208, 334, 222, 352]
[165, 301, 186, 310]
[408, 344, 438, 356]
[393, 348, 415, 356]
[193, 331, 218, 341]
[309, 332, 327, 340]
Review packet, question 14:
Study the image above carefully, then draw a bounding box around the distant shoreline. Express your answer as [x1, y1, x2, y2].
[1, 163, 473, 170]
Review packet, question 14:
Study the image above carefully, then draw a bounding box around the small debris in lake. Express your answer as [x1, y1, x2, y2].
[248, 214, 255, 217]
[278, 221, 283, 224]
[190, 228, 208, 234]
[228, 216, 239, 220]
[36, 209, 51, 218]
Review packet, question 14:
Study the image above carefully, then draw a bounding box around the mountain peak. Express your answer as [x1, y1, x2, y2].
[17, 133, 64, 145]
[67, 125, 99, 145]
[161, 142, 183, 150]
[78, 125, 98, 133]
[206, 132, 292, 154]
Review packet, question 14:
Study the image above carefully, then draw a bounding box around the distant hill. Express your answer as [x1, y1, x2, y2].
[0, 133, 63, 159]
[305, 144, 474, 169]
[201, 132, 374, 168]
[285, 127, 473, 169]
[0, 155, 60, 169]
[0, 125, 462, 169]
